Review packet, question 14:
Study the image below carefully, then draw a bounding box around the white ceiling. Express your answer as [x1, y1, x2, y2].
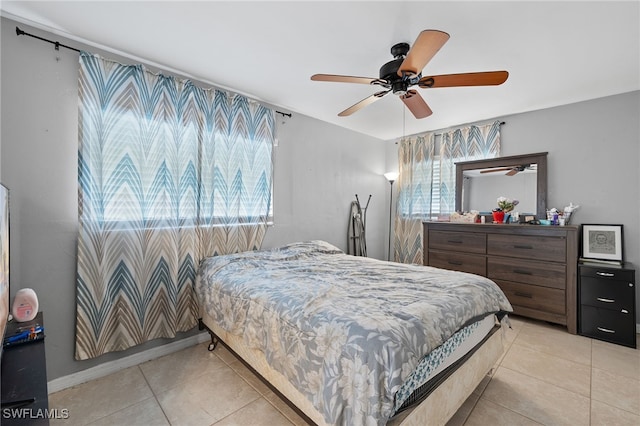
[2, 1, 639, 141]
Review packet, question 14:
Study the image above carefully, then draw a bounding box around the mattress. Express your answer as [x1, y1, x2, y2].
[195, 240, 512, 425]
[392, 313, 496, 415]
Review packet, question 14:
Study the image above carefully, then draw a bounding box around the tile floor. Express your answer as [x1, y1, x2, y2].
[49, 315, 640, 426]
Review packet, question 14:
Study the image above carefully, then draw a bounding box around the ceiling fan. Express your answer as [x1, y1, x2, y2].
[311, 30, 508, 119]
[480, 164, 535, 176]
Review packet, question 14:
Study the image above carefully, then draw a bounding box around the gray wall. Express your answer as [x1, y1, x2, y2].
[262, 113, 387, 256]
[385, 90, 640, 324]
[0, 18, 387, 380]
[501, 91, 640, 324]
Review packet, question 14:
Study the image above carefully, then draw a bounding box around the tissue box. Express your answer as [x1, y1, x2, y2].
[450, 212, 478, 223]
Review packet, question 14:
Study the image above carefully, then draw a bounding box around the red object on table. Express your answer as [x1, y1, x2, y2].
[492, 211, 505, 223]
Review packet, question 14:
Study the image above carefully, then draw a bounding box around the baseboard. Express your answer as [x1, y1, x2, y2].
[47, 332, 211, 394]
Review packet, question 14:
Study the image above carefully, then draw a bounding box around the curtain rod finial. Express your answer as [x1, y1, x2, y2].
[16, 27, 25, 36]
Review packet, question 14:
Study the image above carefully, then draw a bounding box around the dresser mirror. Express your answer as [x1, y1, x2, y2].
[455, 152, 548, 219]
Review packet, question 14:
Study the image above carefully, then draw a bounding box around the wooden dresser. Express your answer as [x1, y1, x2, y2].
[423, 222, 579, 334]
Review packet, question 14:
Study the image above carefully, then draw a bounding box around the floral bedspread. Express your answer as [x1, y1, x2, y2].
[195, 241, 512, 425]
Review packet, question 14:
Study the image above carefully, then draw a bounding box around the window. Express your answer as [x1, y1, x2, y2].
[80, 78, 274, 228]
[397, 121, 502, 221]
[429, 158, 442, 218]
[398, 156, 443, 220]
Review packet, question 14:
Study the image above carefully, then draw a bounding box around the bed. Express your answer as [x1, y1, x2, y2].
[195, 240, 512, 425]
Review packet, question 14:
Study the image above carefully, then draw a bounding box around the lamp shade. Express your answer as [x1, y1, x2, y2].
[384, 172, 399, 182]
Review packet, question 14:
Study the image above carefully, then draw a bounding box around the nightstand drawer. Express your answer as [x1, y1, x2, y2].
[580, 305, 636, 348]
[487, 234, 565, 262]
[428, 251, 486, 276]
[488, 257, 566, 289]
[429, 231, 486, 254]
[580, 277, 634, 311]
[579, 265, 634, 282]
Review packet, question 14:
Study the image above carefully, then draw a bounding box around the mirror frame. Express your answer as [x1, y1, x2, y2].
[455, 152, 548, 219]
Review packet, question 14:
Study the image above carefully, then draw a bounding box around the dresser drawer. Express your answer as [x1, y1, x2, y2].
[580, 277, 634, 311]
[487, 234, 566, 262]
[429, 230, 486, 254]
[488, 257, 566, 290]
[580, 305, 636, 348]
[428, 251, 486, 276]
[495, 280, 566, 315]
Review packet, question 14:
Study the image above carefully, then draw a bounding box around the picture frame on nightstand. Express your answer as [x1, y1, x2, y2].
[581, 224, 623, 263]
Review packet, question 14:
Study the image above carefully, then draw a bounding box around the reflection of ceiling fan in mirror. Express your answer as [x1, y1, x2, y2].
[310, 29, 509, 118]
[480, 164, 536, 176]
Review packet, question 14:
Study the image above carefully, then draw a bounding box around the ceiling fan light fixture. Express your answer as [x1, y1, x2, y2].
[392, 80, 409, 96]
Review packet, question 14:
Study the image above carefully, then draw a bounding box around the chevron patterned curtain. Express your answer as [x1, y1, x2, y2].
[75, 53, 274, 360]
[393, 121, 501, 264]
[440, 120, 502, 214]
[394, 133, 435, 264]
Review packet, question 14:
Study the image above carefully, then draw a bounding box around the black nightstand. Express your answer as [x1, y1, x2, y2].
[1, 312, 49, 425]
[578, 263, 636, 348]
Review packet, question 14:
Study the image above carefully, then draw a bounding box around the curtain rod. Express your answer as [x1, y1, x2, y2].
[15, 26, 293, 118]
[433, 120, 505, 137]
[16, 26, 81, 53]
[396, 120, 506, 143]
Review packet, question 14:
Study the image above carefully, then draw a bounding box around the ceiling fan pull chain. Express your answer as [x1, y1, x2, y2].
[403, 106, 406, 141]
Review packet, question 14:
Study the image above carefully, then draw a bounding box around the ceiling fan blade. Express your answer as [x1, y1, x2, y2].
[480, 167, 514, 174]
[400, 90, 433, 119]
[398, 30, 450, 78]
[311, 74, 379, 85]
[505, 169, 519, 176]
[418, 71, 509, 88]
[338, 90, 391, 117]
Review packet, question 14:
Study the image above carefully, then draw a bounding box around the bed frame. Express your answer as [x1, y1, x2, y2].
[199, 313, 506, 426]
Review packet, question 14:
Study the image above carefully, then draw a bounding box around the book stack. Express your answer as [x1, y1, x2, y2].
[579, 257, 623, 267]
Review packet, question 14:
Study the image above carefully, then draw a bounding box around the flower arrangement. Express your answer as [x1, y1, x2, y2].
[496, 196, 519, 213]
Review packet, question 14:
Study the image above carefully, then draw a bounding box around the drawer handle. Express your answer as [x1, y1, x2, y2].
[513, 245, 533, 250]
[514, 291, 533, 298]
[596, 297, 615, 303]
[596, 272, 615, 277]
[596, 327, 616, 334]
[448, 260, 463, 266]
[447, 240, 463, 244]
[513, 269, 532, 276]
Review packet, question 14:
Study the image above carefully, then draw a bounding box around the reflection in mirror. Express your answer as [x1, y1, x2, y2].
[455, 152, 548, 219]
[462, 166, 537, 214]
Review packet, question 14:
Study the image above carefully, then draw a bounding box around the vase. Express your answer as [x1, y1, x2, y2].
[492, 211, 505, 223]
[503, 213, 511, 223]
